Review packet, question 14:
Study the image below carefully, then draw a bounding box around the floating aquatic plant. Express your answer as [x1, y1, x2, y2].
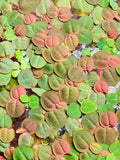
[0, 1, 120, 159]
[73, 129, 94, 152]
[52, 138, 71, 158]
[99, 110, 118, 128]
[21, 117, 38, 135]
[6, 99, 25, 118]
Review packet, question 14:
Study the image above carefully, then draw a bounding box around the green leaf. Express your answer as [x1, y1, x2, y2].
[67, 103, 81, 119]
[88, 92, 105, 108]
[36, 0, 53, 17]
[20, 95, 29, 103]
[81, 99, 96, 114]
[78, 16, 93, 30]
[65, 118, 79, 134]
[18, 69, 37, 89]
[7, 11, 24, 26]
[0, 72, 11, 86]
[110, 143, 120, 158]
[98, 104, 115, 115]
[78, 29, 93, 45]
[92, 6, 104, 25]
[12, 37, 30, 50]
[29, 95, 39, 109]
[30, 55, 46, 69]
[13, 145, 33, 160]
[5, 28, 16, 40]
[56, 0, 71, 9]
[110, 0, 118, 10]
[72, 0, 93, 13]
[99, 0, 110, 7]
[0, 58, 14, 74]
[106, 93, 118, 105]
[1, 41, 15, 57]
[32, 88, 46, 97]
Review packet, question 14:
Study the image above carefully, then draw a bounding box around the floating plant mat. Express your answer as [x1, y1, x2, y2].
[0, 0, 120, 160]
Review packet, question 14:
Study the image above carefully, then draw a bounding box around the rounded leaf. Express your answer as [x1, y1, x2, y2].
[6, 99, 25, 118]
[90, 142, 101, 154]
[100, 68, 120, 85]
[94, 80, 108, 94]
[73, 129, 94, 152]
[95, 126, 117, 145]
[45, 34, 60, 48]
[102, 7, 118, 21]
[21, 118, 38, 135]
[49, 74, 64, 90]
[30, 55, 46, 69]
[58, 7, 71, 22]
[42, 48, 54, 63]
[14, 24, 27, 38]
[65, 34, 79, 50]
[78, 29, 93, 45]
[38, 74, 50, 90]
[0, 128, 15, 143]
[81, 99, 96, 114]
[99, 110, 118, 128]
[0, 90, 10, 107]
[41, 91, 59, 111]
[107, 28, 118, 40]
[62, 19, 81, 35]
[59, 85, 80, 104]
[1, 41, 15, 58]
[45, 109, 66, 129]
[13, 145, 33, 160]
[29, 95, 39, 109]
[10, 85, 26, 101]
[32, 68, 44, 79]
[92, 51, 110, 70]
[38, 145, 52, 160]
[85, 71, 100, 86]
[18, 132, 34, 147]
[67, 102, 81, 119]
[18, 69, 37, 89]
[68, 65, 85, 83]
[30, 106, 45, 123]
[82, 112, 99, 132]
[88, 92, 105, 108]
[78, 56, 94, 72]
[110, 143, 120, 158]
[0, 114, 12, 128]
[78, 16, 93, 30]
[98, 104, 115, 115]
[18, 0, 37, 14]
[0, 58, 14, 74]
[65, 118, 79, 134]
[51, 45, 68, 62]
[24, 13, 36, 25]
[102, 20, 118, 32]
[109, 56, 120, 68]
[36, 121, 53, 138]
[106, 93, 118, 105]
[12, 37, 30, 50]
[8, 11, 24, 27]
[32, 32, 47, 47]
[4, 147, 15, 159]
[52, 138, 71, 157]
[0, 72, 11, 86]
[54, 58, 73, 78]
[47, 5, 58, 19]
